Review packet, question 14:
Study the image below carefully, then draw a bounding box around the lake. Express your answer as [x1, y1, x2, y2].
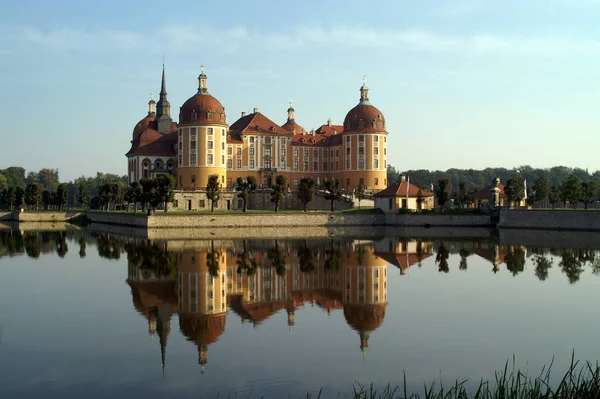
[0, 227, 599, 398]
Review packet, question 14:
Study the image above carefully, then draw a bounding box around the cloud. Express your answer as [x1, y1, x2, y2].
[8, 24, 600, 57]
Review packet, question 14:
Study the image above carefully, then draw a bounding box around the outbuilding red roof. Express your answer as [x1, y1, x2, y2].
[374, 181, 434, 198]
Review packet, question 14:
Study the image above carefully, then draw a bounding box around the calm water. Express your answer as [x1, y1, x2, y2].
[0, 228, 599, 398]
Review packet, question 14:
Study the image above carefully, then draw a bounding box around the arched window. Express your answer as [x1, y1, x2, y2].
[191, 110, 197, 121]
[207, 112, 213, 120]
[143, 160, 150, 178]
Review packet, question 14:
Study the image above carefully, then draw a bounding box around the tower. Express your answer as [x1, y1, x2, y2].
[156, 64, 172, 134]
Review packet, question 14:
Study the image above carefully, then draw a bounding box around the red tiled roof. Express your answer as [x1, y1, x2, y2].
[472, 183, 506, 199]
[229, 112, 292, 143]
[344, 303, 386, 332]
[281, 119, 306, 135]
[376, 253, 432, 273]
[291, 124, 344, 147]
[373, 181, 434, 198]
[126, 121, 177, 156]
[344, 104, 386, 133]
[179, 93, 227, 125]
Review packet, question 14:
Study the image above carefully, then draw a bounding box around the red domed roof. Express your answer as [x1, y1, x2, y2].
[132, 114, 155, 140]
[343, 303, 386, 332]
[343, 104, 386, 133]
[343, 83, 386, 133]
[179, 313, 226, 345]
[179, 94, 227, 125]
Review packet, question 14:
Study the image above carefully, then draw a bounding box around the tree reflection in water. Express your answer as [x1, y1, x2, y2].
[436, 242, 449, 273]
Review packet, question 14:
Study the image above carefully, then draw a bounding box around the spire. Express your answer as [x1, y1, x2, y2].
[359, 331, 370, 360]
[157, 304, 172, 375]
[359, 75, 370, 105]
[287, 100, 295, 122]
[198, 62, 208, 94]
[155, 63, 172, 133]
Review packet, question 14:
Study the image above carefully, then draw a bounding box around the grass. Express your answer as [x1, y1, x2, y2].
[215, 356, 600, 398]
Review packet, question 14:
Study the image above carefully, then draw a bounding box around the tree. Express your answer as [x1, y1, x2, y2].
[504, 246, 525, 276]
[99, 183, 112, 211]
[324, 240, 341, 271]
[435, 242, 450, 273]
[355, 183, 367, 209]
[0, 174, 7, 200]
[24, 183, 42, 210]
[504, 176, 525, 208]
[580, 180, 598, 209]
[435, 178, 451, 208]
[206, 174, 221, 213]
[459, 248, 470, 270]
[4, 187, 16, 210]
[533, 253, 553, 281]
[560, 174, 582, 208]
[455, 181, 471, 208]
[267, 240, 287, 276]
[298, 242, 315, 272]
[15, 187, 24, 209]
[139, 178, 156, 212]
[78, 182, 89, 210]
[235, 176, 257, 212]
[42, 190, 52, 210]
[270, 175, 286, 212]
[110, 183, 123, 210]
[323, 179, 342, 212]
[416, 189, 424, 211]
[206, 241, 220, 277]
[532, 175, 550, 207]
[548, 186, 560, 209]
[155, 174, 176, 212]
[56, 183, 68, 211]
[38, 168, 60, 192]
[297, 177, 316, 212]
[71, 194, 77, 210]
[124, 182, 143, 213]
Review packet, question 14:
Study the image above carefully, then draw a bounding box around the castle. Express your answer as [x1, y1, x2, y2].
[126, 65, 389, 210]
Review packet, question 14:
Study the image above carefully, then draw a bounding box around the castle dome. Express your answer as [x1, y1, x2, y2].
[179, 313, 226, 346]
[343, 303, 386, 333]
[179, 66, 227, 125]
[343, 80, 386, 133]
[132, 114, 155, 140]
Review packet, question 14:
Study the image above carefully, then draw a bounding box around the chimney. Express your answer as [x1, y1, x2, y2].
[327, 118, 332, 126]
[253, 107, 258, 113]
[401, 175, 406, 182]
[241, 111, 246, 117]
[494, 177, 500, 184]
[333, 129, 337, 135]
[311, 129, 315, 136]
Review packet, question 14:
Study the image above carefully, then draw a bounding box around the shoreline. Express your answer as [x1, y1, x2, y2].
[1, 209, 600, 233]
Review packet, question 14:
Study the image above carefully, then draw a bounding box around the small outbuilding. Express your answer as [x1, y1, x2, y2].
[374, 176, 434, 213]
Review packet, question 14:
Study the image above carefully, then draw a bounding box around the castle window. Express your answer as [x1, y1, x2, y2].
[347, 178, 350, 186]
[346, 136, 350, 143]
[265, 137, 271, 144]
[220, 113, 225, 122]
[303, 161, 308, 171]
[191, 140, 196, 150]
[280, 148, 285, 157]
[359, 147, 364, 155]
[190, 154, 196, 165]
[374, 136, 379, 142]
[249, 160, 255, 168]
[346, 148, 350, 155]
[359, 177, 364, 185]
[208, 141, 213, 150]
[293, 160, 299, 171]
[303, 149, 308, 157]
[167, 161, 172, 169]
[155, 160, 161, 168]
[293, 148, 298, 157]
[249, 136, 255, 143]
[222, 155, 225, 165]
[359, 159, 365, 169]
[228, 147, 232, 155]
[227, 159, 232, 168]
[313, 161, 318, 171]
[374, 147, 379, 155]
[227, 134, 231, 140]
[227, 178, 232, 187]
[265, 147, 271, 156]
[359, 135, 365, 142]
[191, 111, 197, 121]
[280, 159, 286, 169]
[207, 112, 213, 120]
[237, 147, 242, 156]
[346, 159, 350, 169]
[191, 175, 196, 184]
[222, 142, 225, 151]
[222, 175, 225, 184]
[359, 120, 364, 129]
[281, 138, 286, 145]
[323, 162, 328, 171]
[249, 147, 255, 156]
[236, 159, 242, 169]
[384, 136, 386, 143]
[178, 155, 182, 165]
[200, 200, 205, 208]
[336, 149, 339, 157]
[191, 127, 197, 136]
[372, 120, 377, 128]
[384, 148, 386, 155]
[374, 177, 379, 185]
[208, 154, 213, 164]
[293, 180, 298, 188]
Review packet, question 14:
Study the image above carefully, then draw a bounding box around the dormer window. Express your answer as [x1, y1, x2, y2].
[270, 126, 275, 132]
[323, 139, 327, 144]
[265, 137, 271, 144]
[227, 134, 231, 140]
[207, 112, 213, 120]
[191, 110, 197, 121]
[220, 113, 225, 122]
[311, 138, 316, 144]
[358, 120, 365, 129]
[372, 120, 377, 128]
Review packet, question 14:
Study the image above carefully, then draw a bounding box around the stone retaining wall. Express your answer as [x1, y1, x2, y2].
[85, 212, 148, 227]
[499, 209, 600, 231]
[386, 213, 492, 227]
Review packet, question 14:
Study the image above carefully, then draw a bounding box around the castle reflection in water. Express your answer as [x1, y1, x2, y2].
[126, 238, 433, 373]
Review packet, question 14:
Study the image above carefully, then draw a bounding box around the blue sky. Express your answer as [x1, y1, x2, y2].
[1, 0, 600, 181]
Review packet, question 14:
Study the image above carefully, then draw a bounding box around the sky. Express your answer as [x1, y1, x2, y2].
[1, 0, 600, 182]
